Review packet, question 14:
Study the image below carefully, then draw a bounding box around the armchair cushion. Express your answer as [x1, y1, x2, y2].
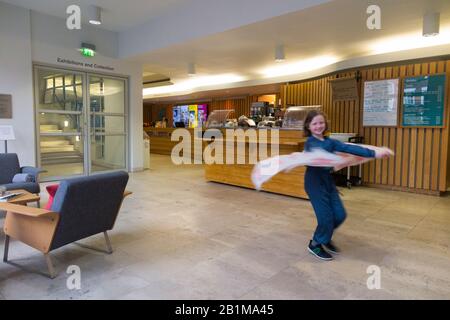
[21, 166, 45, 182]
[45, 184, 59, 210]
[12, 173, 33, 183]
[2, 182, 40, 194]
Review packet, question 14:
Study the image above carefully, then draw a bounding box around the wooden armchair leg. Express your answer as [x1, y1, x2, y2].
[104, 231, 113, 254]
[3, 235, 10, 262]
[44, 253, 56, 279]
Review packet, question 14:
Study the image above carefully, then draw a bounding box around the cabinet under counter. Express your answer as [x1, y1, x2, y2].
[203, 129, 308, 199]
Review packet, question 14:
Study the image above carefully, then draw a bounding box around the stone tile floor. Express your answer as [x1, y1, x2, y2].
[0, 155, 449, 299]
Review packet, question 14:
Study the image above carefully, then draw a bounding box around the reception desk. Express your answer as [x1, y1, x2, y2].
[203, 129, 308, 199]
[144, 127, 204, 163]
[144, 127, 182, 155]
[144, 127, 308, 198]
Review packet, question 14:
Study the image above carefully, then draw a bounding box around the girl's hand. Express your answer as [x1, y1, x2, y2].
[375, 148, 393, 159]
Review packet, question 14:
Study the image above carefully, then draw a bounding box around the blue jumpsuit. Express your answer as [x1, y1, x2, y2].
[304, 136, 375, 244]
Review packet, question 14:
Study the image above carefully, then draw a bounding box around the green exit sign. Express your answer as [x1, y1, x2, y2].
[81, 47, 95, 57]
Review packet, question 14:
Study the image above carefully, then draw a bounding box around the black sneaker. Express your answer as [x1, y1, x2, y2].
[307, 241, 333, 261]
[323, 241, 340, 255]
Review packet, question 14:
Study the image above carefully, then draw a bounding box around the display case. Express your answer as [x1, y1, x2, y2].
[205, 109, 235, 128]
[282, 105, 322, 129]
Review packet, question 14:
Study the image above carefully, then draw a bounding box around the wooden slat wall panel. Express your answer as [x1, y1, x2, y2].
[143, 103, 173, 125]
[389, 66, 399, 186]
[431, 129, 440, 190]
[394, 128, 403, 186]
[280, 58, 450, 193]
[447, 61, 450, 189]
[382, 127, 389, 185]
[423, 129, 433, 190]
[409, 129, 417, 188]
[402, 131, 410, 188]
[437, 61, 447, 191]
[441, 61, 450, 191]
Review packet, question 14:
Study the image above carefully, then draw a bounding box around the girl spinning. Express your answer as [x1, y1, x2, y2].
[303, 110, 391, 260]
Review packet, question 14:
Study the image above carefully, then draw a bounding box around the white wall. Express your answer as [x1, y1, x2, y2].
[0, 3, 143, 171]
[103, 79, 126, 168]
[30, 11, 118, 59]
[0, 2, 35, 165]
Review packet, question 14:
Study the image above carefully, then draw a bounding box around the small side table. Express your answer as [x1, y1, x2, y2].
[2, 189, 40, 207]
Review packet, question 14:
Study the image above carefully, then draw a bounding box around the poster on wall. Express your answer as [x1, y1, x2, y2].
[197, 104, 208, 127]
[0, 94, 12, 119]
[363, 79, 399, 127]
[179, 105, 189, 127]
[401, 74, 446, 127]
[172, 106, 181, 127]
[188, 105, 198, 128]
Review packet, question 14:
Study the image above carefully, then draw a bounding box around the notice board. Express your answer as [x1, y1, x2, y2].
[330, 77, 359, 102]
[363, 79, 399, 127]
[0, 94, 12, 119]
[401, 74, 446, 127]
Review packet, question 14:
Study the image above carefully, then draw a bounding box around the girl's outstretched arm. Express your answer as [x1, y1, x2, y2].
[331, 139, 376, 158]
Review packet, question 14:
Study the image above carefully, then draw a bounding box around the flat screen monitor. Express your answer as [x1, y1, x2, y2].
[172, 106, 181, 127]
[197, 104, 208, 126]
[188, 105, 198, 128]
[179, 105, 189, 128]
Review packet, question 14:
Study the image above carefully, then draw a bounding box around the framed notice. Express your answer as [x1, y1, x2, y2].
[330, 77, 359, 102]
[0, 94, 12, 119]
[363, 79, 399, 127]
[401, 74, 446, 127]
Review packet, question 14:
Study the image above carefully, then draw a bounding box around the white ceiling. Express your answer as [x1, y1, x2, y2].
[4, 0, 450, 100]
[146, 82, 281, 103]
[1, 0, 193, 32]
[136, 0, 450, 98]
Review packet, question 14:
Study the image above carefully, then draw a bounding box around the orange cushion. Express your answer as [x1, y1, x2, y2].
[45, 184, 59, 210]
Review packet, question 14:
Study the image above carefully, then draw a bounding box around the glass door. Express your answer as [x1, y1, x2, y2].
[34, 66, 128, 180]
[35, 67, 87, 179]
[88, 75, 127, 173]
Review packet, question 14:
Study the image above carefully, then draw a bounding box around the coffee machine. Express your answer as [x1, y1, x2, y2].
[250, 102, 269, 125]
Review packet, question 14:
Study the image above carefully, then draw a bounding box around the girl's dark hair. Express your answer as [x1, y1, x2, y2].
[303, 110, 328, 137]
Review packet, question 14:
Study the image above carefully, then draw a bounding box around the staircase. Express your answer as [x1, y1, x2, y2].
[41, 139, 75, 153]
[40, 125, 83, 165]
[40, 124, 63, 133]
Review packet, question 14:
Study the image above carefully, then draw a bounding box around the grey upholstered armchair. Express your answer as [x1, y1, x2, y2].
[0, 171, 131, 278]
[0, 153, 44, 194]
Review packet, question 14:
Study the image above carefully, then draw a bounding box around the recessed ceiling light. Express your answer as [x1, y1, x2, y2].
[88, 5, 102, 25]
[188, 63, 196, 77]
[275, 45, 285, 62]
[423, 12, 440, 37]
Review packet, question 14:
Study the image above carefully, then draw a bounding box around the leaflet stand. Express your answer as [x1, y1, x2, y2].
[346, 136, 364, 188]
[0, 125, 15, 153]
